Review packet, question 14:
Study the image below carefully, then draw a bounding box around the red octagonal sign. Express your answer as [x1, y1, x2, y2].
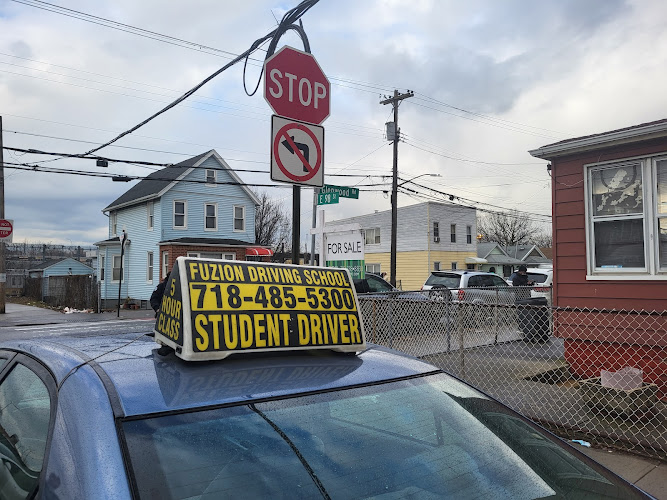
[264, 46, 330, 125]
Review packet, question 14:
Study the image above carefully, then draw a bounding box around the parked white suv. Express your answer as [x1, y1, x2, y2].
[422, 271, 514, 304]
[526, 268, 553, 306]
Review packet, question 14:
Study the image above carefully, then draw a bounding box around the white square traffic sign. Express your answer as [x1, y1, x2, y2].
[270, 115, 324, 187]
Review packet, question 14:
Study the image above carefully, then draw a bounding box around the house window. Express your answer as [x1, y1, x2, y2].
[365, 263, 381, 273]
[188, 252, 236, 260]
[365, 228, 381, 245]
[467, 225, 472, 244]
[586, 158, 667, 278]
[112, 255, 124, 281]
[147, 252, 154, 283]
[174, 200, 187, 229]
[100, 256, 105, 281]
[467, 263, 476, 270]
[233, 205, 245, 232]
[434, 261, 440, 271]
[147, 202, 154, 230]
[110, 212, 117, 236]
[162, 251, 169, 279]
[451, 262, 457, 270]
[205, 203, 217, 230]
[450, 224, 456, 243]
[206, 169, 216, 185]
[433, 222, 439, 242]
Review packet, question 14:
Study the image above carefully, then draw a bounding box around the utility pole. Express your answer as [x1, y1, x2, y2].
[0, 116, 5, 314]
[380, 90, 413, 287]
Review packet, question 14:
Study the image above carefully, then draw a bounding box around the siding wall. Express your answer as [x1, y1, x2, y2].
[552, 137, 667, 311]
[160, 157, 256, 243]
[550, 136, 667, 392]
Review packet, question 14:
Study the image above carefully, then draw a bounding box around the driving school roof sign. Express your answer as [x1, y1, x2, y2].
[154, 256, 366, 361]
[270, 115, 324, 187]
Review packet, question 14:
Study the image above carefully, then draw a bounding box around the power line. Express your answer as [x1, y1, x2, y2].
[3, 161, 392, 190]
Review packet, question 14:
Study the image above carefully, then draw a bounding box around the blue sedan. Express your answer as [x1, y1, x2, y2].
[0, 333, 650, 499]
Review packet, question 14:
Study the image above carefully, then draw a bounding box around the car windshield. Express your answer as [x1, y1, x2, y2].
[425, 272, 461, 288]
[121, 373, 640, 499]
[527, 272, 550, 284]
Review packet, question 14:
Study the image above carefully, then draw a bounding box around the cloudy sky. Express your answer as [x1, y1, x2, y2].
[1, 0, 666, 248]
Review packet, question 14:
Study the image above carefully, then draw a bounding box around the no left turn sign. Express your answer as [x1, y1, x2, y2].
[271, 115, 324, 187]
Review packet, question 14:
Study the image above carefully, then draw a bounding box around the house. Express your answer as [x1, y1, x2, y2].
[476, 242, 524, 277]
[530, 118, 667, 396]
[505, 244, 552, 267]
[95, 150, 272, 309]
[28, 258, 94, 298]
[329, 201, 477, 290]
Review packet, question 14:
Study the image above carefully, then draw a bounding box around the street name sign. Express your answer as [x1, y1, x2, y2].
[0, 219, 13, 242]
[264, 46, 330, 125]
[271, 115, 324, 187]
[317, 192, 339, 205]
[321, 184, 359, 199]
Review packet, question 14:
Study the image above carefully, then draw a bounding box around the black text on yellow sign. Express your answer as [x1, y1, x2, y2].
[189, 283, 357, 312]
[187, 261, 350, 288]
[193, 312, 363, 352]
[155, 277, 184, 345]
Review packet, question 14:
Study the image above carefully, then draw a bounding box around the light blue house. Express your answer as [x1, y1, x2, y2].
[28, 258, 94, 297]
[95, 150, 271, 309]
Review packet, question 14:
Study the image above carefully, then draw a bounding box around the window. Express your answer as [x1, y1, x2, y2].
[147, 252, 154, 283]
[365, 228, 381, 245]
[233, 205, 245, 232]
[365, 263, 381, 273]
[110, 212, 117, 235]
[585, 158, 667, 278]
[147, 201, 154, 230]
[467, 263, 476, 270]
[450, 224, 456, 243]
[467, 225, 472, 244]
[174, 200, 187, 229]
[203, 203, 217, 230]
[433, 222, 439, 242]
[451, 262, 457, 270]
[100, 255, 105, 281]
[0, 362, 52, 497]
[187, 251, 236, 260]
[162, 252, 169, 279]
[206, 169, 216, 185]
[434, 261, 440, 271]
[112, 255, 124, 281]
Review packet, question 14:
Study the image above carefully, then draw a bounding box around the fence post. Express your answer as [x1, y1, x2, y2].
[459, 322, 465, 379]
[494, 288, 499, 344]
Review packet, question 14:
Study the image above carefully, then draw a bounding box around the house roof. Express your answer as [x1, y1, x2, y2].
[160, 237, 261, 247]
[529, 118, 667, 160]
[28, 257, 93, 272]
[476, 242, 526, 265]
[102, 150, 260, 212]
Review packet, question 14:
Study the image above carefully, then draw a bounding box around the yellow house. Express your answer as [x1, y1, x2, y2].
[329, 202, 478, 290]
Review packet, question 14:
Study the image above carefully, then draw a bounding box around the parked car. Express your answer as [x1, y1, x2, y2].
[0, 334, 650, 499]
[422, 270, 514, 304]
[354, 273, 429, 300]
[505, 269, 554, 306]
[527, 267, 554, 306]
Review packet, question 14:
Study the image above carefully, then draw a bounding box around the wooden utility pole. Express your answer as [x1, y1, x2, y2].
[380, 90, 413, 287]
[0, 116, 5, 313]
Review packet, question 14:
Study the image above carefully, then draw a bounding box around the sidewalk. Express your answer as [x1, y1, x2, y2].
[0, 302, 155, 327]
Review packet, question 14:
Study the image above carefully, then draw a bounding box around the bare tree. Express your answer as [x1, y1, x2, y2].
[477, 211, 551, 249]
[254, 191, 291, 250]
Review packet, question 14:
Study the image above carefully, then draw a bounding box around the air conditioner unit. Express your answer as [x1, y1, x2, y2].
[434, 236, 440, 243]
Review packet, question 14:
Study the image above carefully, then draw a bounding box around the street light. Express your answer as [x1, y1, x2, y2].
[390, 173, 440, 287]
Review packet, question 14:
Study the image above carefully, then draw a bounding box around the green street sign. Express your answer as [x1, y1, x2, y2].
[321, 184, 359, 199]
[317, 192, 339, 205]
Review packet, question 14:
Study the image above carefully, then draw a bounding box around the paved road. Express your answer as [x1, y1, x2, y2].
[1, 318, 154, 342]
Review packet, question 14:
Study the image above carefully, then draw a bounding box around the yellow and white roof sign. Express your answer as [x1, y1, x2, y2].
[154, 257, 366, 361]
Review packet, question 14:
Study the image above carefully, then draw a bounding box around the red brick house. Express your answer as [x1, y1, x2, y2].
[530, 119, 667, 396]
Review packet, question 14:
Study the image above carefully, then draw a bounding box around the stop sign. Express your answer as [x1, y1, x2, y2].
[264, 46, 330, 125]
[0, 219, 12, 240]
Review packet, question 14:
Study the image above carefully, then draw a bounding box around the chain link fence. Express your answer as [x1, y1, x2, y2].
[358, 286, 666, 460]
